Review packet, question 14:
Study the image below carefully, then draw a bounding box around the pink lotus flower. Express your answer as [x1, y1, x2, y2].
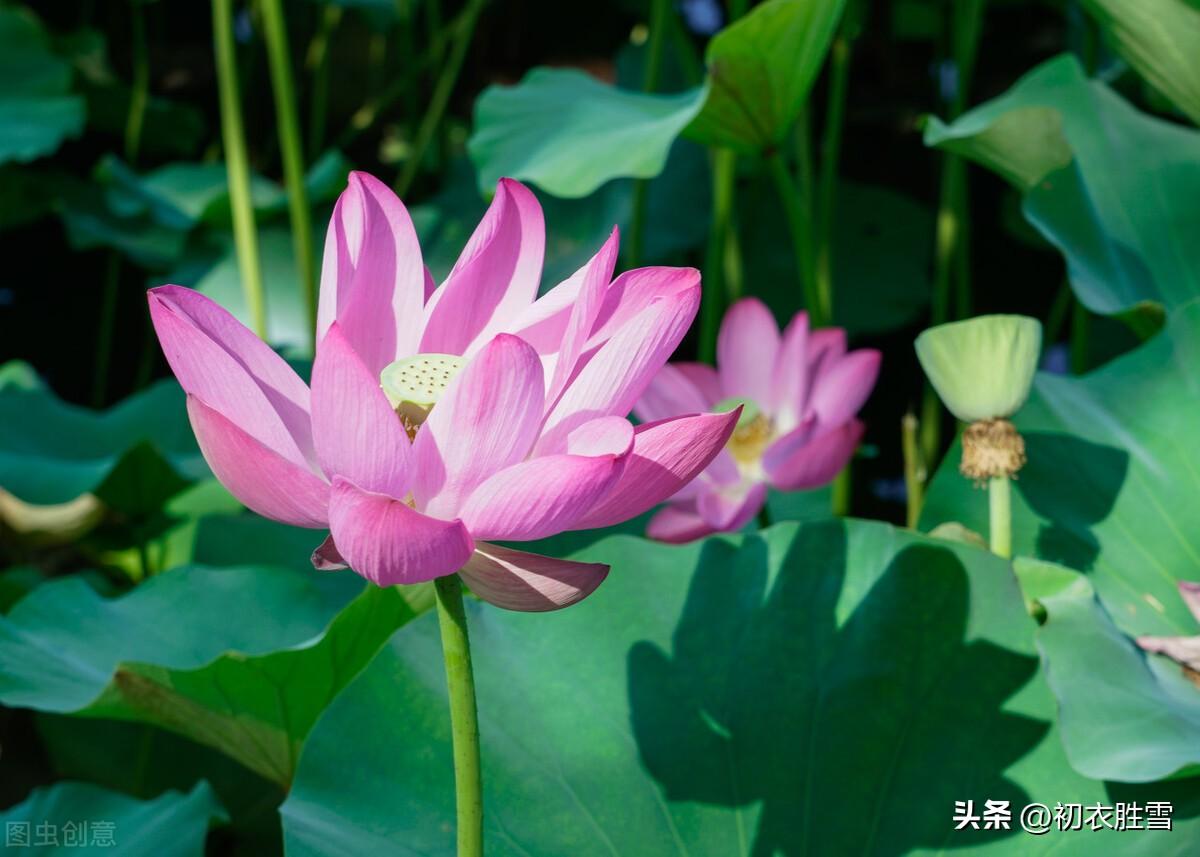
[635, 298, 880, 543]
[149, 173, 737, 610]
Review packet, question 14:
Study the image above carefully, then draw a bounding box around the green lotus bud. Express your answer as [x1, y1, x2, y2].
[915, 314, 1041, 423]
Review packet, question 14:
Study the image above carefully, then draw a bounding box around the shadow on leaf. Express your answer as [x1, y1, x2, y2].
[629, 521, 1045, 855]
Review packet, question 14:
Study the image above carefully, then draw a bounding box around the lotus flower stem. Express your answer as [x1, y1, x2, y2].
[212, 0, 268, 339]
[125, 0, 149, 165]
[988, 475, 1012, 558]
[94, 0, 151, 407]
[921, 0, 985, 465]
[699, 148, 739, 361]
[305, 4, 342, 155]
[395, 0, 487, 197]
[814, 29, 853, 323]
[434, 574, 483, 857]
[260, 0, 317, 342]
[901, 412, 925, 528]
[766, 151, 824, 327]
[625, 0, 672, 269]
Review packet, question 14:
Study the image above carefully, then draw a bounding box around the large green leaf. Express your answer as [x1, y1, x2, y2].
[0, 364, 203, 506]
[0, 7, 84, 164]
[685, 0, 848, 153]
[0, 563, 424, 787]
[1021, 561, 1200, 782]
[468, 0, 847, 194]
[468, 68, 707, 198]
[282, 521, 1195, 855]
[924, 54, 1200, 316]
[1081, 0, 1200, 125]
[0, 781, 225, 856]
[102, 149, 351, 229]
[922, 303, 1200, 642]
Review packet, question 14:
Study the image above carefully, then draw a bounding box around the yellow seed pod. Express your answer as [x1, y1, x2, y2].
[380, 353, 466, 430]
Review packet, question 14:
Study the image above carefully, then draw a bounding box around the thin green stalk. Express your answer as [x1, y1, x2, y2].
[988, 475, 1012, 558]
[814, 31, 852, 324]
[922, 0, 985, 466]
[96, 0, 151, 407]
[213, 0, 267, 339]
[305, 4, 342, 156]
[699, 148, 738, 362]
[434, 575, 483, 857]
[261, 0, 317, 342]
[766, 152, 824, 326]
[902, 412, 925, 529]
[125, 1, 149, 164]
[394, 0, 487, 197]
[626, 0, 672, 269]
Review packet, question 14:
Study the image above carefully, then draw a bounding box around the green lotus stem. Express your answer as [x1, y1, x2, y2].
[989, 475, 1012, 558]
[766, 151, 824, 327]
[901, 412, 925, 528]
[831, 467, 851, 517]
[260, 0, 317, 342]
[815, 31, 852, 323]
[95, 0, 151, 407]
[625, 0, 672, 269]
[212, 0, 267, 339]
[434, 574, 483, 857]
[305, 4, 342, 157]
[395, 0, 487, 197]
[699, 148, 739, 362]
[125, 0, 149, 164]
[921, 0, 985, 466]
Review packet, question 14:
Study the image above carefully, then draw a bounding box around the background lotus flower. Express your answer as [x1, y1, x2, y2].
[149, 172, 737, 611]
[634, 297, 880, 543]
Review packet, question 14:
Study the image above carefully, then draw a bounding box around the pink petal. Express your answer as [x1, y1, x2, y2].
[538, 274, 700, 453]
[587, 266, 700, 348]
[411, 334, 544, 518]
[771, 311, 810, 432]
[808, 350, 881, 431]
[328, 477, 474, 586]
[310, 323, 410, 495]
[763, 419, 865, 491]
[311, 535, 347, 570]
[807, 327, 847, 375]
[570, 410, 740, 530]
[187, 396, 328, 527]
[149, 287, 312, 466]
[317, 172, 426, 373]
[673, 362, 722, 406]
[697, 482, 767, 531]
[420, 179, 545, 355]
[717, 298, 780, 406]
[458, 453, 625, 541]
[459, 543, 608, 612]
[633, 362, 712, 424]
[563, 416, 635, 457]
[544, 230, 619, 405]
[646, 503, 716, 544]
